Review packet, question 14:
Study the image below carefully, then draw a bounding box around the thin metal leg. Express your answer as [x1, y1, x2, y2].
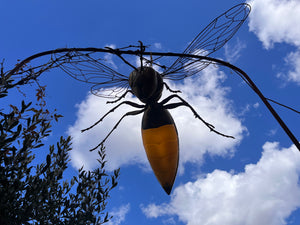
[82, 100, 144, 132]
[162, 94, 234, 139]
[106, 90, 134, 104]
[89, 108, 146, 151]
[163, 82, 181, 93]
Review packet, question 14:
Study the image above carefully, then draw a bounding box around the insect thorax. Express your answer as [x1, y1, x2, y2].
[129, 67, 163, 103]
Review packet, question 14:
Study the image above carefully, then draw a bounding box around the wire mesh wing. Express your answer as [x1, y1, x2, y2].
[162, 3, 251, 80]
[53, 50, 129, 98]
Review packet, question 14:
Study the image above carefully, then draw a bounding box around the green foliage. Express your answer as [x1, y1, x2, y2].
[0, 66, 119, 224]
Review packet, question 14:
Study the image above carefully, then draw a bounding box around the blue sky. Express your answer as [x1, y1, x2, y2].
[1, 0, 300, 224]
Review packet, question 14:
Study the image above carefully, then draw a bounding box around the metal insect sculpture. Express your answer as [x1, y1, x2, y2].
[6, 3, 300, 194]
[62, 3, 250, 194]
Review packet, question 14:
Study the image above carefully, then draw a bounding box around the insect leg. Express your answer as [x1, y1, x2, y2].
[89, 108, 146, 151]
[163, 82, 181, 93]
[106, 90, 134, 104]
[82, 100, 145, 132]
[161, 94, 234, 139]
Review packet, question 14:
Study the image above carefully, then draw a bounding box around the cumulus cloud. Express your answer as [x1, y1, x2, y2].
[68, 65, 245, 172]
[247, 0, 300, 49]
[67, 93, 145, 171]
[106, 204, 130, 225]
[141, 142, 300, 225]
[247, 0, 300, 84]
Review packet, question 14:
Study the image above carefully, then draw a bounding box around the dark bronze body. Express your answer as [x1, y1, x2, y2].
[129, 67, 179, 194]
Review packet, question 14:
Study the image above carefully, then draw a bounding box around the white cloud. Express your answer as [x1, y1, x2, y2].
[68, 92, 146, 171]
[278, 50, 300, 85]
[267, 128, 278, 136]
[104, 44, 118, 69]
[106, 204, 130, 225]
[247, 0, 300, 84]
[153, 42, 162, 49]
[68, 65, 245, 172]
[224, 38, 246, 63]
[142, 142, 300, 225]
[253, 102, 259, 108]
[247, 0, 300, 49]
[237, 102, 260, 117]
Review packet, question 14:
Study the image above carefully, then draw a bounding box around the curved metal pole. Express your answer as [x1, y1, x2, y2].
[214, 58, 300, 151]
[7, 47, 300, 151]
[147, 51, 300, 151]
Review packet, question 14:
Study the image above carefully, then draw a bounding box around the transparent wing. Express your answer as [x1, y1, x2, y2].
[162, 3, 251, 80]
[53, 50, 129, 98]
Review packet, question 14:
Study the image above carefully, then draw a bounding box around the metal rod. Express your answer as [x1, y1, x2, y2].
[7, 47, 300, 151]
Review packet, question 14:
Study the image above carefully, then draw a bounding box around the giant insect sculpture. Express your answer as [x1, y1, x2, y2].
[4, 3, 300, 194]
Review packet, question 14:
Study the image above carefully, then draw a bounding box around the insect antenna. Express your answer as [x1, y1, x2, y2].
[138, 41, 146, 70]
[141, 55, 167, 70]
[104, 46, 137, 71]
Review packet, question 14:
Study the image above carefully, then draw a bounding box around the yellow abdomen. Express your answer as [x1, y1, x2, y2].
[142, 124, 179, 195]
